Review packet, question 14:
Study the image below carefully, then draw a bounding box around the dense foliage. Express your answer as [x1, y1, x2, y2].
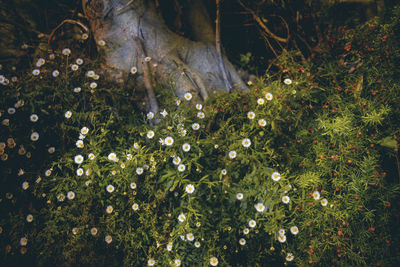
[1, 5, 400, 267]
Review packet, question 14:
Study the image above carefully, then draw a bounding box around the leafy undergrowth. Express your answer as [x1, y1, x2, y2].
[1, 7, 400, 267]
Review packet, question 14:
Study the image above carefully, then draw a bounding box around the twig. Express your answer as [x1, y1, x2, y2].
[48, 19, 89, 47]
[238, 0, 289, 43]
[216, 0, 231, 92]
[133, 36, 159, 116]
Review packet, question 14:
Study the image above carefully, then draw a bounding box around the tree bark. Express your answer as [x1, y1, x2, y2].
[82, 0, 247, 109]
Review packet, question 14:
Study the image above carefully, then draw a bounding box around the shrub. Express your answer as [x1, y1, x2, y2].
[1, 7, 400, 267]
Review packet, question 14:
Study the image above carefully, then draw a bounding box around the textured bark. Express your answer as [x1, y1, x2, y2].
[82, 0, 247, 111]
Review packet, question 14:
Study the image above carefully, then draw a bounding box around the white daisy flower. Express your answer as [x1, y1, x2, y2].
[81, 33, 89, 40]
[105, 235, 112, 244]
[243, 228, 249, 235]
[147, 130, 155, 139]
[76, 168, 84, 176]
[182, 143, 191, 152]
[196, 104, 202, 110]
[312, 191, 320, 200]
[147, 112, 154, 120]
[282, 196, 290, 204]
[178, 213, 186, 222]
[90, 82, 97, 89]
[106, 205, 113, 214]
[26, 214, 33, 223]
[284, 78, 292, 85]
[57, 193, 66, 202]
[20, 237, 28, 246]
[258, 119, 266, 127]
[271, 172, 281, 181]
[65, 111, 72, 119]
[36, 58, 45, 67]
[160, 109, 168, 117]
[167, 242, 173, 251]
[255, 203, 265, 212]
[72, 227, 79, 235]
[76, 58, 83, 65]
[130, 66, 137, 74]
[81, 127, 89, 135]
[106, 185, 115, 193]
[164, 136, 174, 146]
[290, 226, 299, 235]
[108, 153, 117, 162]
[184, 92, 192, 101]
[242, 138, 251, 148]
[30, 114, 38, 122]
[71, 64, 79, 71]
[8, 108, 15, 114]
[87, 70, 95, 77]
[174, 259, 181, 266]
[22, 181, 29, 190]
[194, 241, 201, 248]
[249, 220, 256, 228]
[236, 193, 243, 200]
[321, 198, 328, 206]
[88, 153, 95, 160]
[30, 132, 39, 141]
[62, 48, 71, 56]
[185, 184, 195, 194]
[192, 123, 200, 130]
[239, 238, 246, 245]
[32, 69, 40, 76]
[130, 182, 137, 190]
[126, 154, 133, 160]
[228, 150, 237, 159]
[177, 164, 186, 172]
[76, 140, 84, 148]
[73, 87, 81, 93]
[186, 233, 194, 241]
[67, 191, 75, 200]
[247, 111, 255, 120]
[278, 234, 287, 243]
[221, 169, 227, 175]
[265, 93, 273, 101]
[136, 167, 144, 175]
[210, 257, 219, 266]
[197, 112, 205, 119]
[90, 227, 98, 236]
[176, 99, 181, 106]
[147, 258, 155, 266]
[286, 252, 294, 262]
[144, 56, 151, 62]
[257, 98, 265, 105]
[52, 70, 59, 77]
[132, 203, 139, 211]
[172, 156, 181, 165]
[278, 229, 286, 236]
[45, 169, 52, 177]
[98, 40, 106, 46]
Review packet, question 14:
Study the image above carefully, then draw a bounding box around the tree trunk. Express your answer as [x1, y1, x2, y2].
[82, 0, 247, 113]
